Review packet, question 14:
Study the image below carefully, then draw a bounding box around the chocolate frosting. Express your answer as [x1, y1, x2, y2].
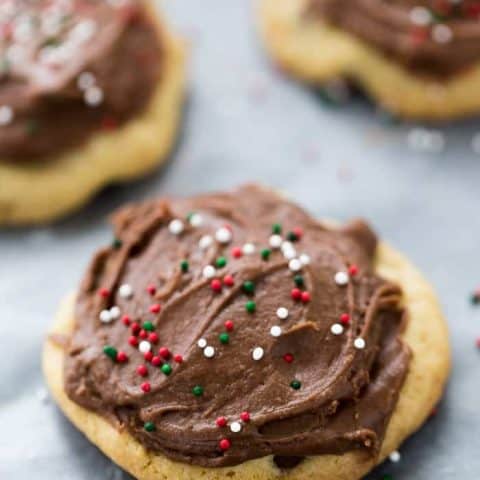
[0, 0, 162, 160]
[309, 0, 480, 77]
[64, 185, 411, 468]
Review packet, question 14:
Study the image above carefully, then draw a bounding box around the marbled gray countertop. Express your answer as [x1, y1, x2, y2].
[1, 1, 479, 478]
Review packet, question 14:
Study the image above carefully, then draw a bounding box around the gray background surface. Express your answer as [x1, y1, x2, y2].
[1, 1, 479, 478]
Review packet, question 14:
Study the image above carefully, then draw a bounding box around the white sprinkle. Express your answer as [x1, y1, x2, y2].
[354, 338, 366, 350]
[289, 258, 302, 272]
[215, 227, 232, 244]
[84, 86, 103, 107]
[189, 213, 203, 227]
[119, 284, 133, 299]
[203, 265, 216, 279]
[252, 347, 264, 361]
[331, 323, 344, 335]
[242, 243, 255, 255]
[410, 6, 431, 26]
[389, 451, 401, 463]
[276, 307, 289, 320]
[204, 346, 215, 358]
[432, 24, 453, 44]
[99, 310, 112, 323]
[0, 105, 14, 126]
[270, 325, 282, 337]
[169, 219, 184, 235]
[77, 72, 95, 91]
[230, 421, 242, 433]
[299, 254, 311, 265]
[269, 234, 283, 249]
[282, 241, 297, 260]
[109, 306, 121, 319]
[334, 271, 349, 286]
[69, 19, 97, 44]
[197, 338, 207, 349]
[139, 341, 151, 353]
[199, 235, 213, 250]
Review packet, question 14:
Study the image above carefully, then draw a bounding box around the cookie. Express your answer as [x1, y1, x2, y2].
[0, 0, 185, 225]
[43, 185, 450, 479]
[258, 0, 480, 120]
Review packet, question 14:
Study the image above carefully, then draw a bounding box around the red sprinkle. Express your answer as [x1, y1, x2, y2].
[231, 247, 243, 258]
[224, 320, 234, 331]
[98, 287, 110, 298]
[144, 351, 154, 362]
[291, 288, 302, 301]
[219, 438, 231, 451]
[150, 304, 161, 314]
[301, 291, 311, 303]
[293, 227, 303, 239]
[149, 333, 159, 344]
[211, 279, 222, 293]
[174, 354, 183, 363]
[348, 265, 358, 276]
[159, 347, 170, 359]
[340, 313, 350, 325]
[151, 356, 161, 366]
[131, 322, 141, 335]
[147, 284, 156, 295]
[139, 329, 148, 339]
[223, 275, 235, 287]
[240, 411, 250, 422]
[128, 336, 138, 347]
[137, 365, 148, 377]
[122, 315, 131, 326]
[141, 382, 151, 393]
[116, 351, 128, 363]
[283, 353, 294, 363]
[216, 416, 227, 428]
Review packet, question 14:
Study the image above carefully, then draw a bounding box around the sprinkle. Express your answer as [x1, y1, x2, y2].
[161, 364, 172, 376]
[270, 325, 282, 337]
[144, 422, 155, 432]
[224, 320, 234, 331]
[216, 256, 227, 268]
[204, 346, 215, 358]
[283, 353, 294, 363]
[77, 72, 95, 90]
[159, 347, 170, 359]
[331, 324, 344, 335]
[301, 291, 311, 303]
[216, 416, 227, 427]
[215, 227, 232, 244]
[219, 438, 231, 451]
[110, 306, 121, 319]
[84, 86, 103, 106]
[199, 235, 213, 250]
[219, 333, 230, 344]
[292, 227, 303, 239]
[276, 307, 289, 319]
[432, 24, 452, 44]
[128, 336, 138, 347]
[354, 338, 366, 350]
[99, 310, 113, 323]
[334, 271, 349, 286]
[291, 288, 302, 301]
[149, 304, 161, 314]
[192, 385, 204, 397]
[272, 223, 282, 234]
[410, 6, 431, 26]
[144, 351, 153, 362]
[231, 246, 243, 258]
[203, 265, 216, 279]
[242, 243, 255, 255]
[290, 379, 301, 390]
[116, 351, 128, 363]
[180, 260, 189, 273]
[242, 281, 255, 295]
[169, 219, 184, 235]
[289, 259, 302, 272]
[348, 265, 358, 276]
[245, 301, 256, 313]
[340, 313, 350, 325]
[197, 338, 207, 349]
[137, 365, 148, 377]
[188, 213, 203, 227]
[139, 329, 148, 339]
[119, 284, 133, 299]
[269, 234, 283, 248]
[252, 347, 264, 361]
[103, 345, 117, 361]
[282, 242, 297, 260]
[139, 341, 151, 354]
[240, 411, 250, 422]
[143, 321, 154, 332]
[147, 284, 156, 295]
[151, 356, 161, 366]
[287, 231, 299, 242]
[261, 248, 271, 260]
[211, 279, 222, 293]
[0, 105, 14, 126]
[299, 254, 310, 265]
[98, 287, 110, 298]
[112, 238, 123, 249]
[223, 275, 234, 287]
[122, 315, 131, 326]
[230, 421, 242, 433]
[294, 275, 304, 287]
[141, 382, 151, 393]
[174, 354, 183, 363]
[148, 333, 159, 344]
[131, 322, 141, 334]
[389, 451, 401, 463]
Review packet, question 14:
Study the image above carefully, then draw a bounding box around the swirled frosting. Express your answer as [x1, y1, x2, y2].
[64, 185, 411, 468]
[309, 0, 480, 77]
[0, 0, 162, 160]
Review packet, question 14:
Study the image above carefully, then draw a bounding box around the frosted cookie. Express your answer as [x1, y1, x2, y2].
[259, 0, 480, 120]
[0, 0, 185, 225]
[44, 184, 450, 479]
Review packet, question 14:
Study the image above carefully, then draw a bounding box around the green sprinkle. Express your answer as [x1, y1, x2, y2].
[245, 300, 256, 313]
[242, 281, 255, 295]
[143, 321, 154, 332]
[294, 275, 304, 287]
[161, 364, 172, 376]
[215, 256, 227, 268]
[272, 223, 282, 234]
[261, 249, 271, 261]
[219, 333, 230, 344]
[144, 422, 156, 432]
[112, 238, 122, 249]
[186, 212, 195, 221]
[103, 345, 117, 361]
[192, 385, 204, 397]
[290, 379, 301, 390]
[180, 260, 189, 273]
[287, 231, 299, 242]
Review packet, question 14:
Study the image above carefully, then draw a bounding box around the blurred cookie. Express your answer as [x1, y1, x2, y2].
[0, 0, 185, 225]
